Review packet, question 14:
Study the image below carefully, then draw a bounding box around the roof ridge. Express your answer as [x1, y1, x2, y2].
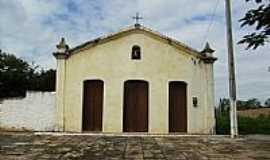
[67, 24, 209, 60]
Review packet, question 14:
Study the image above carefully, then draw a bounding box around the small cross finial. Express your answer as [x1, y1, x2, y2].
[133, 12, 143, 24]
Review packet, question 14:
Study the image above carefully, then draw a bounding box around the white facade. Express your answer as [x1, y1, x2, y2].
[54, 25, 217, 134]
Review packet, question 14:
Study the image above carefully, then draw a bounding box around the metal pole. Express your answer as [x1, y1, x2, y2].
[225, 0, 238, 138]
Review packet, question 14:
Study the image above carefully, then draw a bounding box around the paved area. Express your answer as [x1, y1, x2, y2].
[0, 132, 270, 160]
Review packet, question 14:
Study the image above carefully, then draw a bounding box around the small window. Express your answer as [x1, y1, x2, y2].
[131, 45, 141, 60]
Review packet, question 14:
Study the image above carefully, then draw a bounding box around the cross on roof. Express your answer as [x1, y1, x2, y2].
[133, 12, 143, 24]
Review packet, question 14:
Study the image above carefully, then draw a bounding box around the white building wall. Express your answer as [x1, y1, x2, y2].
[58, 31, 216, 134]
[0, 91, 57, 131]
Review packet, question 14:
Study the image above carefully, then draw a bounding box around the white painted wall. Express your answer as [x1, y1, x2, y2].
[56, 29, 216, 134]
[0, 91, 57, 131]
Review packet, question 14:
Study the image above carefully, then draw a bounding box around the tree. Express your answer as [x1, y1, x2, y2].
[246, 98, 261, 108]
[237, 100, 248, 110]
[239, 0, 270, 50]
[0, 49, 56, 99]
[219, 98, 230, 113]
[265, 98, 270, 107]
[0, 50, 31, 98]
[28, 69, 56, 92]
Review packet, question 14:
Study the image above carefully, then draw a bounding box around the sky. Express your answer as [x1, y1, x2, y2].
[0, 0, 269, 103]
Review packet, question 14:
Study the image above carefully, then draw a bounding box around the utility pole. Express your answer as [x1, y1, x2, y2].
[225, 0, 238, 138]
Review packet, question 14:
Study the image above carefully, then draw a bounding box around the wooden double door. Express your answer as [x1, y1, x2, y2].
[123, 80, 149, 132]
[169, 81, 187, 132]
[82, 80, 103, 132]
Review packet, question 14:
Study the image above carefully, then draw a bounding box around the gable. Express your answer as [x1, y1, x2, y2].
[67, 25, 205, 59]
[65, 32, 198, 80]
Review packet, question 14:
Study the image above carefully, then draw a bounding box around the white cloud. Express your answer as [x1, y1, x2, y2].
[0, 0, 269, 102]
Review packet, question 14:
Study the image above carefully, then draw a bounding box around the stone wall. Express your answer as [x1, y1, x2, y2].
[0, 91, 57, 131]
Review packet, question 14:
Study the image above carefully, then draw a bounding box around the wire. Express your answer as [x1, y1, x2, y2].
[202, 0, 221, 46]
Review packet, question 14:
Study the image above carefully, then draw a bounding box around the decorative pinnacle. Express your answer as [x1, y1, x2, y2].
[56, 37, 69, 53]
[201, 42, 215, 55]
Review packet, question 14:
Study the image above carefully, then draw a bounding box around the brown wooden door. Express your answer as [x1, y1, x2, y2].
[82, 80, 103, 132]
[123, 80, 148, 132]
[169, 81, 187, 132]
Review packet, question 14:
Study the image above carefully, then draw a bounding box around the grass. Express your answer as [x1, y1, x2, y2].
[216, 112, 270, 135]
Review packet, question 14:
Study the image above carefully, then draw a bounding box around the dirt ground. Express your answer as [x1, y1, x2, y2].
[238, 108, 270, 118]
[0, 132, 270, 160]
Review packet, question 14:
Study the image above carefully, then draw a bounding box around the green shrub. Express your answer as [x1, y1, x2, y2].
[216, 112, 230, 134]
[216, 113, 270, 135]
[238, 115, 270, 134]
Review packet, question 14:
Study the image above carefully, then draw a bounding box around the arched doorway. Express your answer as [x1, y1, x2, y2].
[82, 80, 104, 132]
[169, 81, 187, 132]
[123, 80, 148, 132]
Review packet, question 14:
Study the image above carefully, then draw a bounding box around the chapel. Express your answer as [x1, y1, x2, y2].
[53, 23, 217, 134]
